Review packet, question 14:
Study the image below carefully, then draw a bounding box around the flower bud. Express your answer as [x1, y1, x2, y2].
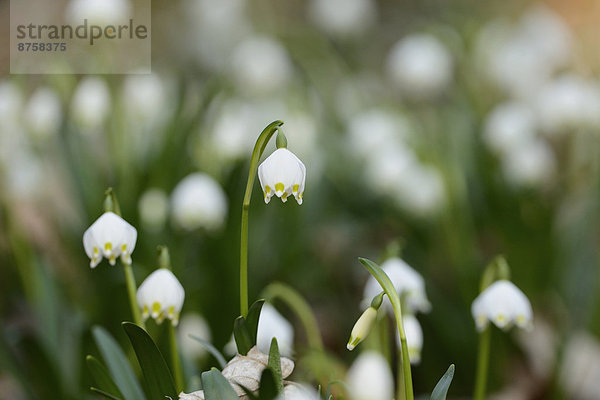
[347, 306, 377, 351]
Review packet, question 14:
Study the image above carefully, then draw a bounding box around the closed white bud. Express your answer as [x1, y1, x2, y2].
[258, 148, 306, 205]
[471, 280, 533, 332]
[83, 212, 137, 268]
[171, 173, 228, 231]
[347, 307, 377, 351]
[137, 269, 185, 326]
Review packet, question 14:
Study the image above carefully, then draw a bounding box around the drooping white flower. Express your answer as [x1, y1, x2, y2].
[83, 211, 137, 268]
[137, 268, 185, 326]
[501, 138, 555, 188]
[257, 303, 294, 357]
[396, 315, 423, 365]
[346, 351, 394, 400]
[362, 257, 430, 314]
[308, 0, 377, 38]
[71, 77, 111, 131]
[258, 148, 306, 205]
[177, 313, 212, 360]
[138, 188, 169, 231]
[171, 173, 228, 231]
[24, 87, 62, 141]
[483, 102, 537, 155]
[230, 36, 293, 96]
[386, 34, 453, 100]
[66, 0, 131, 25]
[471, 280, 533, 332]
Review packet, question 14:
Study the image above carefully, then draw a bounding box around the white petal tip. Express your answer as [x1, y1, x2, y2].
[346, 343, 355, 351]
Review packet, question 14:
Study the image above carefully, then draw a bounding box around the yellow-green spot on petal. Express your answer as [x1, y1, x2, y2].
[168, 305, 175, 318]
[105, 242, 112, 253]
[275, 183, 285, 193]
[142, 305, 149, 317]
[152, 302, 161, 316]
[121, 244, 127, 252]
[93, 247, 99, 255]
[265, 185, 272, 194]
[292, 184, 299, 193]
[282, 193, 288, 201]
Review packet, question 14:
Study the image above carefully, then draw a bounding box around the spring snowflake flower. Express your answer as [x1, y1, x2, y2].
[83, 212, 137, 268]
[71, 77, 111, 131]
[471, 280, 533, 332]
[171, 173, 228, 231]
[257, 303, 295, 357]
[347, 306, 378, 351]
[308, 0, 377, 38]
[483, 101, 537, 155]
[346, 351, 394, 400]
[258, 148, 306, 205]
[396, 315, 423, 365]
[177, 313, 212, 360]
[137, 269, 185, 326]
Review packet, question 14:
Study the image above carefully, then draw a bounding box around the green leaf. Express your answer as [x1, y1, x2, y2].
[188, 335, 227, 369]
[233, 316, 253, 355]
[246, 300, 265, 344]
[258, 368, 278, 400]
[202, 368, 239, 400]
[122, 322, 178, 400]
[91, 387, 123, 400]
[430, 364, 455, 400]
[86, 355, 123, 399]
[267, 338, 283, 394]
[92, 326, 146, 400]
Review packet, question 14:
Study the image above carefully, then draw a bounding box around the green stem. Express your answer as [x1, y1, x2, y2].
[474, 327, 491, 400]
[240, 120, 284, 317]
[396, 317, 414, 400]
[169, 323, 184, 392]
[261, 282, 324, 351]
[396, 348, 406, 400]
[123, 262, 144, 328]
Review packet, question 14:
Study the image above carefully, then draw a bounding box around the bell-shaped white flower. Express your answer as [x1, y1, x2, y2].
[346, 351, 394, 400]
[257, 303, 295, 357]
[177, 313, 212, 360]
[83, 211, 137, 268]
[396, 315, 423, 365]
[258, 148, 306, 205]
[363, 257, 431, 314]
[471, 280, 533, 332]
[137, 268, 185, 326]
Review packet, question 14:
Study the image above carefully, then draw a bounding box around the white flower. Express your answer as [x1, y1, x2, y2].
[0, 81, 23, 128]
[83, 212, 137, 268]
[24, 87, 62, 141]
[347, 307, 378, 351]
[137, 268, 185, 326]
[122, 74, 167, 124]
[171, 173, 228, 231]
[66, 0, 131, 25]
[308, 0, 377, 38]
[258, 148, 306, 205]
[346, 351, 394, 400]
[71, 77, 111, 130]
[362, 257, 430, 314]
[483, 102, 537, 155]
[386, 34, 453, 100]
[230, 36, 293, 96]
[560, 332, 600, 400]
[471, 280, 533, 332]
[177, 313, 212, 360]
[257, 303, 294, 357]
[138, 188, 169, 231]
[395, 163, 446, 217]
[501, 138, 555, 188]
[396, 315, 423, 365]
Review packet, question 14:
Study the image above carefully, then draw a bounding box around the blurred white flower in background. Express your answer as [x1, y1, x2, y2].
[386, 34, 453, 100]
[363, 257, 431, 314]
[346, 351, 394, 400]
[137, 268, 185, 326]
[138, 188, 169, 231]
[395, 163, 446, 217]
[177, 313, 212, 360]
[308, 0, 377, 38]
[278, 384, 320, 400]
[0, 81, 23, 128]
[170, 173, 228, 231]
[258, 148, 306, 205]
[70, 77, 111, 131]
[560, 332, 600, 400]
[396, 314, 424, 365]
[535, 75, 600, 135]
[66, 0, 131, 25]
[501, 138, 556, 189]
[122, 74, 168, 125]
[24, 87, 62, 141]
[483, 102, 537, 155]
[471, 280, 533, 332]
[3, 148, 43, 199]
[83, 211, 137, 267]
[257, 303, 294, 357]
[230, 35, 293, 96]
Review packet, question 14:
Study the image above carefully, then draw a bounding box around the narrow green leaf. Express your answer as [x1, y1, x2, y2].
[91, 387, 123, 400]
[92, 326, 146, 400]
[258, 369, 278, 400]
[86, 355, 124, 399]
[202, 368, 239, 400]
[430, 364, 455, 400]
[246, 300, 265, 344]
[122, 322, 178, 400]
[267, 338, 283, 394]
[188, 335, 227, 368]
[233, 317, 253, 355]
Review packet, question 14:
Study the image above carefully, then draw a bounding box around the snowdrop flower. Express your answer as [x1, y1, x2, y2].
[471, 280, 533, 332]
[71, 77, 111, 131]
[66, 0, 131, 25]
[308, 0, 377, 38]
[257, 303, 294, 357]
[177, 313, 212, 360]
[137, 268, 185, 326]
[347, 306, 378, 351]
[171, 173, 228, 231]
[258, 147, 306, 205]
[346, 351, 394, 400]
[396, 315, 423, 365]
[138, 188, 169, 231]
[483, 102, 537, 155]
[24, 87, 62, 141]
[501, 138, 555, 188]
[386, 34, 453, 100]
[83, 212, 137, 268]
[363, 257, 430, 314]
[230, 36, 293, 96]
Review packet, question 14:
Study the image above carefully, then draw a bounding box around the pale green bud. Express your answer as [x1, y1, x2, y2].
[347, 307, 378, 351]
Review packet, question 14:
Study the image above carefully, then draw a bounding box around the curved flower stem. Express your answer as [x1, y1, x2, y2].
[474, 326, 491, 400]
[169, 323, 184, 392]
[240, 120, 284, 317]
[261, 282, 324, 351]
[123, 261, 144, 329]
